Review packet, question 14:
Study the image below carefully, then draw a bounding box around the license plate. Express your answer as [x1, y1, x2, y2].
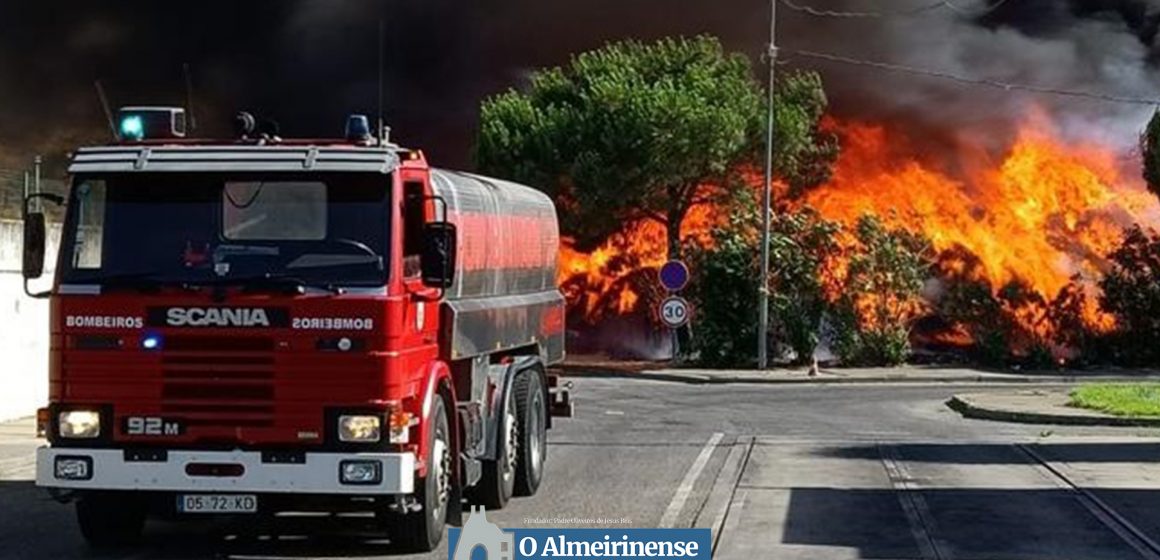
[177, 494, 258, 514]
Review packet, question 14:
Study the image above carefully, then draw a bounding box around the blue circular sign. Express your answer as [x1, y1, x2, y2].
[659, 260, 690, 292]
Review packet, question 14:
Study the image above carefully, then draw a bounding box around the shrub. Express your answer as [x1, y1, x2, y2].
[1099, 225, 1160, 365]
[685, 204, 842, 367]
[832, 215, 931, 366]
[685, 210, 761, 367]
[767, 208, 842, 364]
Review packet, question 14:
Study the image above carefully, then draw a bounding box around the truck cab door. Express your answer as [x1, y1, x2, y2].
[401, 181, 441, 346]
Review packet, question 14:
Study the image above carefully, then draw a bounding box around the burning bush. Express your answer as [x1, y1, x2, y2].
[831, 216, 932, 366]
[1099, 226, 1160, 365]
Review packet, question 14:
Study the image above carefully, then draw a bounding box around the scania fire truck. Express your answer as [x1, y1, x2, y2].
[22, 107, 570, 552]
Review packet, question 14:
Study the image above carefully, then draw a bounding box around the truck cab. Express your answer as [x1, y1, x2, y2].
[22, 108, 569, 552]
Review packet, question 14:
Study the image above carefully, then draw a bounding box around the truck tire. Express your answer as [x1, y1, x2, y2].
[389, 395, 450, 553]
[76, 491, 147, 548]
[514, 368, 547, 496]
[472, 380, 518, 510]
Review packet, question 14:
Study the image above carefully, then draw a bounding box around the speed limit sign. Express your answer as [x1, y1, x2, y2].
[659, 296, 691, 329]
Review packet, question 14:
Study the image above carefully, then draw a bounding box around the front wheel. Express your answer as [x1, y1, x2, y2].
[514, 369, 547, 496]
[388, 395, 451, 553]
[76, 491, 147, 548]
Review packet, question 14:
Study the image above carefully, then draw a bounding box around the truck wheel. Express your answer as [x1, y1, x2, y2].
[514, 368, 547, 497]
[473, 381, 518, 509]
[389, 395, 450, 553]
[76, 491, 147, 548]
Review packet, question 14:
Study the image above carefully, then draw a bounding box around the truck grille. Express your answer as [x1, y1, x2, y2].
[160, 336, 276, 428]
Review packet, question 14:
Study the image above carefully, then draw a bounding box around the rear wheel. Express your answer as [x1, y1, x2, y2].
[514, 368, 547, 496]
[388, 396, 451, 553]
[76, 491, 147, 548]
[473, 381, 518, 509]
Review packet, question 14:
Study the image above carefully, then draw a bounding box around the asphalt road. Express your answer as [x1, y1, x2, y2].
[2, 378, 1159, 559]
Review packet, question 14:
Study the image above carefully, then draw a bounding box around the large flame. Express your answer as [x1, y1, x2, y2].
[558, 113, 1160, 340]
[807, 118, 1156, 301]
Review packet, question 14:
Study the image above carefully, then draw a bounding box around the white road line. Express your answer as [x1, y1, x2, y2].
[0, 455, 36, 481]
[659, 432, 724, 528]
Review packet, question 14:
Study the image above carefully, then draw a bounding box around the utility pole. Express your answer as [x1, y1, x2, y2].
[758, 0, 777, 369]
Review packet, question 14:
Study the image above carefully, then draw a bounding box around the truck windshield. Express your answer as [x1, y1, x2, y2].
[57, 172, 390, 288]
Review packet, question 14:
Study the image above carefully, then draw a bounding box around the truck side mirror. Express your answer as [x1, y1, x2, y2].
[22, 192, 64, 298]
[420, 222, 457, 289]
[22, 212, 47, 280]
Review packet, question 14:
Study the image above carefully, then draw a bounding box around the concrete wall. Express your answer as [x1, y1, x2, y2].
[0, 219, 60, 422]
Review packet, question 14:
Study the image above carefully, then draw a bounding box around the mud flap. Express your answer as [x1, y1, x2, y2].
[447, 479, 464, 527]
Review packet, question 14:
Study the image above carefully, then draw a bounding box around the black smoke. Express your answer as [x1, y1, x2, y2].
[0, 0, 1157, 175]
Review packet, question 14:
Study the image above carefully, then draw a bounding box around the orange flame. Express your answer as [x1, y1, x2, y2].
[558, 201, 718, 322]
[558, 112, 1160, 340]
[805, 115, 1158, 332]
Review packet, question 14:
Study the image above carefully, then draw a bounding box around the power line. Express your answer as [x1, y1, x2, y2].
[779, 0, 1012, 18]
[791, 49, 1160, 106]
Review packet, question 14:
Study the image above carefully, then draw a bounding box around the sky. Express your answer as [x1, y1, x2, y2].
[1, 0, 1158, 173]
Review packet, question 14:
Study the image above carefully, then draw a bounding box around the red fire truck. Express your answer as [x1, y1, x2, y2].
[21, 107, 570, 552]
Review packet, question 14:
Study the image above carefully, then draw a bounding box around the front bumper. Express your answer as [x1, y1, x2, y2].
[36, 447, 415, 495]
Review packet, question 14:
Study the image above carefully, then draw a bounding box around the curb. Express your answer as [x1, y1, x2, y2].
[947, 395, 1160, 427]
[559, 367, 1160, 386]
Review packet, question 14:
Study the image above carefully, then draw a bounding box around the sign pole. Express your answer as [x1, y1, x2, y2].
[758, 0, 777, 370]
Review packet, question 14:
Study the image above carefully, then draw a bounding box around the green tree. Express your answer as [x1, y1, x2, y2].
[686, 197, 842, 367]
[1141, 109, 1160, 198]
[833, 216, 932, 366]
[1100, 225, 1160, 364]
[476, 35, 835, 259]
[767, 207, 842, 364]
[685, 208, 762, 367]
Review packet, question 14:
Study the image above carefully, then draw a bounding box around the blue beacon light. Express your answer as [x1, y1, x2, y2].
[141, 334, 162, 351]
[120, 115, 145, 140]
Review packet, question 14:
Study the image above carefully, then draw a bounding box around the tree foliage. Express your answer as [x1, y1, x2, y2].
[685, 200, 843, 367]
[476, 35, 835, 258]
[1100, 225, 1160, 364]
[685, 207, 762, 368]
[1141, 109, 1160, 199]
[766, 208, 842, 364]
[832, 216, 932, 366]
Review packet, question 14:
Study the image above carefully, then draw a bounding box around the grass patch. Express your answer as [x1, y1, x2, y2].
[1069, 384, 1160, 417]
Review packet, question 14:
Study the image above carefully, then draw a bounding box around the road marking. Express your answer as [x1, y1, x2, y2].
[879, 444, 949, 560]
[659, 432, 724, 528]
[1018, 444, 1160, 560]
[709, 437, 754, 555]
[0, 454, 36, 481]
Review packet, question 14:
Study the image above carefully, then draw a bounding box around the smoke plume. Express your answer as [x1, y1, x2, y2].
[0, 0, 1158, 175]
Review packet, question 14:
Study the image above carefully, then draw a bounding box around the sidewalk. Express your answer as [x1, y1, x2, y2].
[559, 360, 1160, 385]
[949, 390, 1160, 427]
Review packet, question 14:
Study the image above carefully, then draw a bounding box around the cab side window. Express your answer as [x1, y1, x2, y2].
[402, 181, 426, 278]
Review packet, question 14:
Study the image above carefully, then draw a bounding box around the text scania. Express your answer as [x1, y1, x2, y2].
[518, 535, 700, 558]
[292, 317, 374, 330]
[167, 308, 269, 327]
[65, 315, 144, 329]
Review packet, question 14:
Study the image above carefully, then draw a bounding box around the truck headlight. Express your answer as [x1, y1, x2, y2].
[338, 415, 381, 443]
[58, 410, 101, 439]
